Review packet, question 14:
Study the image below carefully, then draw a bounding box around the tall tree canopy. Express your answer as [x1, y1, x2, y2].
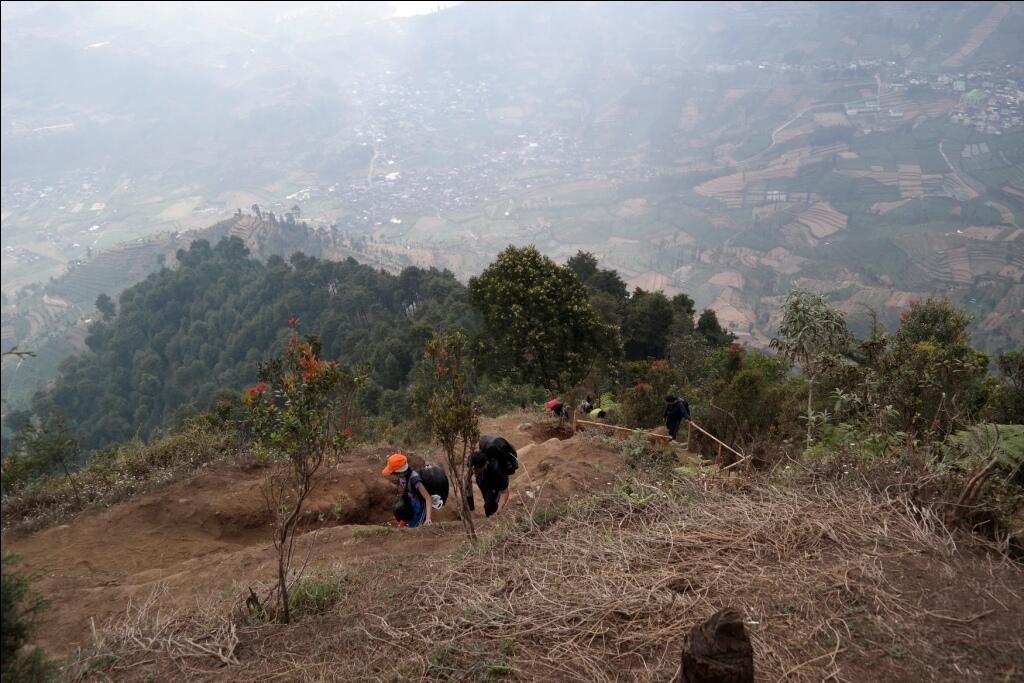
[469, 245, 618, 389]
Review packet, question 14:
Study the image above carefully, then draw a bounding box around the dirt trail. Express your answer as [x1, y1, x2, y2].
[5, 412, 628, 655]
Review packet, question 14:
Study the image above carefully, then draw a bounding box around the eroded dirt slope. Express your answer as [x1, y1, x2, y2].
[5, 413, 627, 655]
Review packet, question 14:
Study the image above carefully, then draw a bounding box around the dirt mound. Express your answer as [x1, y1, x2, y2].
[476, 412, 630, 513]
[509, 434, 626, 512]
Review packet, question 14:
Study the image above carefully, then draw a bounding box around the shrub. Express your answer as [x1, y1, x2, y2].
[531, 509, 559, 529]
[287, 572, 347, 617]
[1, 555, 53, 682]
[244, 332, 359, 624]
[801, 422, 910, 464]
[881, 299, 988, 438]
[475, 377, 548, 415]
[621, 433, 676, 474]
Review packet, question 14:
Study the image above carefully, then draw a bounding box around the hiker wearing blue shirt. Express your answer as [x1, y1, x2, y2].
[382, 453, 432, 528]
[664, 395, 691, 441]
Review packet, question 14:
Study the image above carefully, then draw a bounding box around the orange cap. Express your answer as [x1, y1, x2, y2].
[381, 453, 409, 476]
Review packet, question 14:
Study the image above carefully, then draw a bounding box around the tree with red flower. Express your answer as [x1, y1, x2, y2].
[243, 332, 362, 624]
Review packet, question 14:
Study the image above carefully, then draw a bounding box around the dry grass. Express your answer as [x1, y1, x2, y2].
[68, 478, 1024, 682]
[67, 587, 242, 681]
[369, 480, 1022, 682]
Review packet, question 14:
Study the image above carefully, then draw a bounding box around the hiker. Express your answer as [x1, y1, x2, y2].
[545, 397, 565, 417]
[382, 453, 434, 528]
[580, 395, 594, 414]
[466, 435, 518, 518]
[589, 406, 607, 419]
[664, 395, 691, 441]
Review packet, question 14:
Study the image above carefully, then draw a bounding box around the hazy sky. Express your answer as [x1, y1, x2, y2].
[390, 1, 460, 17]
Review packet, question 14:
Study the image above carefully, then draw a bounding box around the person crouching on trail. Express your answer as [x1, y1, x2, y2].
[545, 397, 565, 417]
[664, 395, 691, 441]
[382, 453, 433, 528]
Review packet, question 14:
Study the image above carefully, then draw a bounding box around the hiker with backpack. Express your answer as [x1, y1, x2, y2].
[382, 453, 449, 528]
[545, 397, 565, 417]
[465, 435, 519, 518]
[664, 395, 691, 441]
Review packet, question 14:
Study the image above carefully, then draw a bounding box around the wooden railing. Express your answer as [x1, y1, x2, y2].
[573, 413, 747, 470]
[684, 420, 747, 470]
[574, 419, 672, 442]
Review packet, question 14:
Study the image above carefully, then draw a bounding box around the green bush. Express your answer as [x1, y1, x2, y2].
[1, 555, 53, 683]
[801, 423, 909, 464]
[531, 509, 559, 529]
[621, 433, 676, 474]
[475, 377, 548, 415]
[619, 382, 663, 428]
[287, 572, 347, 616]
[617, 360, 683, 428]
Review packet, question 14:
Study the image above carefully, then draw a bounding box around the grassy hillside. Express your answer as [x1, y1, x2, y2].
[7, 422, 1019, 682]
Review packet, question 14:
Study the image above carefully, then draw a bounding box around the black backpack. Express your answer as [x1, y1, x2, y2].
[480, 435, 519, 476]
[417, 464, 450, 505]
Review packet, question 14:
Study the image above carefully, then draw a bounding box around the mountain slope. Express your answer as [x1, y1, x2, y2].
[7, 414, 1022, 681]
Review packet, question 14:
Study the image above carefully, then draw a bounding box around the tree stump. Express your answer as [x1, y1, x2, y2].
[678, 607, 754, 683]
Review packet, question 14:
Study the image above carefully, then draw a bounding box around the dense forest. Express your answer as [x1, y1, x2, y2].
[18, 239, 473, 449]
[13, 239, 729, 451]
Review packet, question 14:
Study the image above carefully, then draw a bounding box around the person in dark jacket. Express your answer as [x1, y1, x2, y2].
[664, 395, 691, 441]
[466, 435, 518, 517]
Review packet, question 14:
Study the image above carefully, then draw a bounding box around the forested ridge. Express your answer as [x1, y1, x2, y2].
[15, 239, 730, 452]
[21, 238, 474, 449]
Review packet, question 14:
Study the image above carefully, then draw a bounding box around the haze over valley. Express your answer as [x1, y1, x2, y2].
[3, 0, 1023, 411]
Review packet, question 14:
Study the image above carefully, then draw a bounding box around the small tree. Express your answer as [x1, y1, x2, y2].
[696, 308, 735, 348]
[422, 331, 480, 541]
[243, 329, 358, 623]
[10, 418, 82, 506]
[770, 289, 849, 448]
[881, 299, 988, 438]
[95, 293, 116, 322]
[997, 351, 1024, 395]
